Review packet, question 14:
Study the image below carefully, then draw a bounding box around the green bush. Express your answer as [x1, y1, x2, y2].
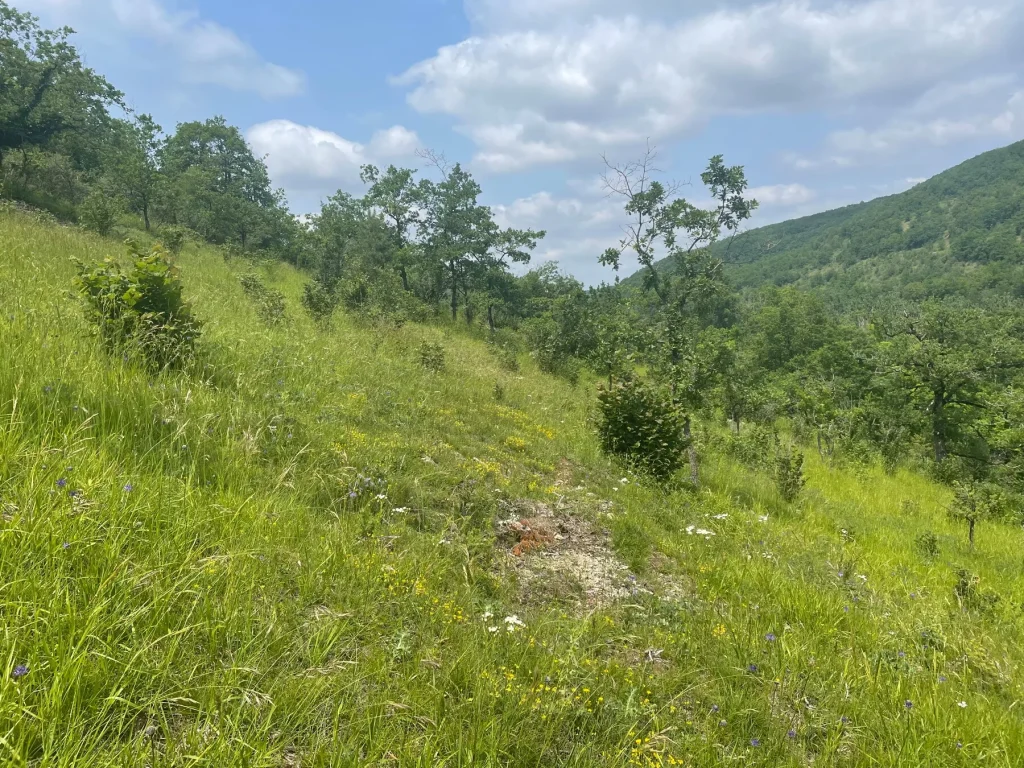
[725, 423, 780, 471]
[419, 342, 446, 373]
[160, 225, 192, 255]
[302, 279, 340, 326]
[74, 241, 201, 370]
[238, 272, 287, 326]
[78, 190, 120, 236]
[915, 531, 940, 560]
[596, 378, 688, 481]
[776, 450, 806, 503]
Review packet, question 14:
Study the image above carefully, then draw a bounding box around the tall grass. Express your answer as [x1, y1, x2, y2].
[2, 210, 1023, 766]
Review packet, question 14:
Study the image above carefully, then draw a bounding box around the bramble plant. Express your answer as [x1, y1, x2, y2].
[597, 377, 688, 481]
[302, 279, 340, 326]
[776, 449, 806, 503]
[915, 531, 940, 560]
[78, 189, 120, 236]
[238, 272, 287, 326]
[160, 225, 191, 255]
[74, 241, 201, 370]
[419, 341, 446, 373]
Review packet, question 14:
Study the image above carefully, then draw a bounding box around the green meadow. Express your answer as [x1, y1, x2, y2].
[2, 210, 1023, 767]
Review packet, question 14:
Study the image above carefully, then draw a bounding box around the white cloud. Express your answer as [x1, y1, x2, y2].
[247, 120, 421, 203]
[18, 0, 304, 99]
[748, 183, 816, 206]
[397, 0, 1019, 171]
[785, 75, 1024, 168]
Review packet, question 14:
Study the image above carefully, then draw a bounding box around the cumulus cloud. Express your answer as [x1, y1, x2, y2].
[790, 80, 1024, 166]
[18, 0, 304, 99]
[396, 0, 1019, 171]
[247, 120, 421, 205]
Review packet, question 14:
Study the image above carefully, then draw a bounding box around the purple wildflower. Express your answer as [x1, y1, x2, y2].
[840, 716, 850, 725]
[766, 632, 777, 642]
[904, 700, 913, 710]
[711, 704, 719, 713]
[349, 491, 358, 499]
[898, 650, 905, 659]
[787, 729, 797, 739]
[123, 483, 133, 493]
[750, 738, 761, 748]
[56, 478, 67, 488]
[938, 675, 947, 683]
[748, 664, 758, 673]
[62, 542, 70, 550]
[12, 664, 28, 680]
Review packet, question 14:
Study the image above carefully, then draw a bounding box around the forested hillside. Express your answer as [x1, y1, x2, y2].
[631, 140, 1024, 307]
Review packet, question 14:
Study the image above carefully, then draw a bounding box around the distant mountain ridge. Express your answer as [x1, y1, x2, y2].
[628, 140, 1024, 307]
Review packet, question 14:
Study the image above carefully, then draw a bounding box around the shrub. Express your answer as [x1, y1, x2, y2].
[161, 225, 192, 255]
[238, 272, 287, 326]
[493, 381, 505, 402]
[302, 279, 339, 326]
[78, 190, 120, 236]
[419, 342, 446, 373]
[776, 450, 806, 503]
[725, 423, 780, 472]
[915, 531, 940, 559]
[74, 241, 201, 370]
[596, 378, 688, 481]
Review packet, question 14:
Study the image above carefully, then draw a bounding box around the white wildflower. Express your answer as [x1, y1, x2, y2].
[504, 615, 526, 632]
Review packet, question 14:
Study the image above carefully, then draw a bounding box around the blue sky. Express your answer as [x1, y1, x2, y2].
[18, 0, 1024, 283]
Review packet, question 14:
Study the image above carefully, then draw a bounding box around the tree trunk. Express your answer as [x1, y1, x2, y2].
[449, 261, 458, 321]
[487, 303, 496, 332]
[931, 385, 947, 463]
[968, 517, 975, 549]
[684, 415, 700, 488]
[399, 265, 410, 292]
[142, 202, 151, 231]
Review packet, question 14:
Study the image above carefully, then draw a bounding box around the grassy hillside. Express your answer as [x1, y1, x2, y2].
[630, 140, 1024, 307]
[3, 210, 1024, 766]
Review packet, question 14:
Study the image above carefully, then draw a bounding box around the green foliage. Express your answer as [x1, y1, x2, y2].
[302, 279, 339, 326]
[77, 188, 120, 235]
[238, 272, 287, 326]
[775, 449, 806, 503]
[74, 241, 200, 369]
[947, 482, 1008, 547]
[915, 531, 940, 560]
[160, 224, 191, 255]
[418, 341, 446, 373]
[596, 378, 688, 481]
[725, 423, 780, 472]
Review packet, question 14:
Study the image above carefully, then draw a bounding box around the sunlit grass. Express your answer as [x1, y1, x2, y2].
[2, 210, 1023, 766]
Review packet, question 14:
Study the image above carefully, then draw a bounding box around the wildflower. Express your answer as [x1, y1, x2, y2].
[787, 729, 797, 739]
[765, 632, 777, 642]
[504, 615, 526, 632]
[748, 664, 758, 673]
[711, 704, 719, 713]
[956, 742, 963, 749]
[348, 492, 358, 499]
[62, 542, 70, 550]
[898, 650, 905, 659]
[482, 611, 494, 621]
[718, 719, 727, 727]
[750, 738, 761, 747]
[56, 478, 67, 488]
[487, 626, 499, 633]
[375, 494, 388, 500]
[904, 700, 913, 710]
[123, 483, 133, 493]
[758, 514, 769, 523]
[12, 664, 28, 680]
[957, 701, 967, 708]
[840, 716, 850, 725]
[938, 675, 947, 683]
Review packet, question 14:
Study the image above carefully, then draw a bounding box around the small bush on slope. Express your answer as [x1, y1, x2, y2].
[74, 240, 201, 370]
